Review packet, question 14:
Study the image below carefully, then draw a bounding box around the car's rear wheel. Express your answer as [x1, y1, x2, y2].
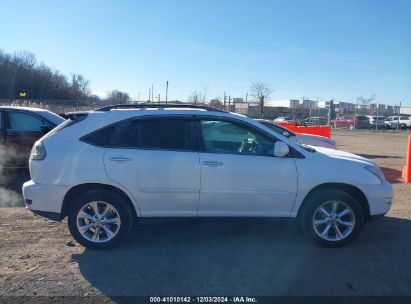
[300, 189, 364, 247]
[67, 189, 135, 250]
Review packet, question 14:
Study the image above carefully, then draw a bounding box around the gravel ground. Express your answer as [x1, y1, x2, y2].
[0, 130, 410, 299]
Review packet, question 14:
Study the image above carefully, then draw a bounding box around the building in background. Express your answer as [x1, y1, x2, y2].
[265, 99, 300, 108]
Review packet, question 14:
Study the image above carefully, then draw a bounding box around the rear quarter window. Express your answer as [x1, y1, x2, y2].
[81, 124, 118, 147]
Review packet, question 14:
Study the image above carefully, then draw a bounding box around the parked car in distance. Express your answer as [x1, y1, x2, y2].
[384, 116, 411, 129]
[23, 104, 392, 249]
[366, 116, 386, 128]
[274, 116, 295, 123]
[0, 106, 65, 166]
[331, 115, 371, 130]
[301, 117, 329, 126]
[256, 119, 337, 149]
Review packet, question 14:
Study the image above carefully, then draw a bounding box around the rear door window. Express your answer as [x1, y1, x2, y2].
[115, 118, 196, 151]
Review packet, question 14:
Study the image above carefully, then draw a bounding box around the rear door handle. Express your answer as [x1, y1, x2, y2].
[109, 157, 131, 162]
[202, 161, 223, 167]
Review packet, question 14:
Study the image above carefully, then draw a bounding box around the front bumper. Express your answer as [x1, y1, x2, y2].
[361, 182, 393, 217]
[22, 180, 71, 220]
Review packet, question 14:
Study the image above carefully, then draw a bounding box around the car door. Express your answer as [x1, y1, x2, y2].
[103, 116, 201, 217]
[335, 116, 344, 127]
[197, 117, 298, 217]
[5, 110, 52, 164]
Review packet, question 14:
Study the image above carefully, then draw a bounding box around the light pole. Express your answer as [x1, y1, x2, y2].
[165, 81, 169, 104]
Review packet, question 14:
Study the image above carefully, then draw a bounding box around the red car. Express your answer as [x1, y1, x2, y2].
[331, 115, 371, 130]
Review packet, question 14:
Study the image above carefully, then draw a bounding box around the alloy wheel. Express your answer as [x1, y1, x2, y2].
[312, 201, 355, 242]
[76, 201, 121, 243]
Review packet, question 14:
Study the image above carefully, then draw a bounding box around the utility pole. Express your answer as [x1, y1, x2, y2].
[354, 101, 358, 129]
[228, 96, 231, 111]
[151, 84, 154, 102]
[396, 101, 402, 132]
[148, 88, 151, 102]
[165, 81, 169, 104]
[260, 96, 265, 119]
[223, 92, 226, 110]
[245, 92, 248, 103]
[376, 102, 379, 131]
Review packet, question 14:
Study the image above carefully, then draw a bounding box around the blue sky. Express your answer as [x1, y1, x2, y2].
[1, 0, 410, 105]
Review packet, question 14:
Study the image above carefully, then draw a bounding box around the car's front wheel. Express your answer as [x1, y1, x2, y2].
[300, 189, 364, 247]
[67, 189, 135, 249]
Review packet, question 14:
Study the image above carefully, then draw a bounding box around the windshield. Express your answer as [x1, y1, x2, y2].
[259, 121, 296, 137]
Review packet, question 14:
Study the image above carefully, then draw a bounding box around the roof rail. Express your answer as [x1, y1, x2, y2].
[96, 103, 228, 113]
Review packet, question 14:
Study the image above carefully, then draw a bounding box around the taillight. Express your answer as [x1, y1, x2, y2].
[30, 141, 47, 160]
[25, 199, 32, 205]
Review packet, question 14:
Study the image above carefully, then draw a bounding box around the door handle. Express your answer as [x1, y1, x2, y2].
[202, 161, 223, 167]
[109, 157, 131, 162]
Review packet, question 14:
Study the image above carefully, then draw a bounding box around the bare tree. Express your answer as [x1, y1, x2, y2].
[357, 94, 376, 105]
[106, 90, 130, 104]
[0, 49, 92, 102]
[71, 74, 91, 100]
[250, 81, 273, 102]
[188, 86, 207, 104]
[250, 82, 273, 118]
[209, 97, 224, 109]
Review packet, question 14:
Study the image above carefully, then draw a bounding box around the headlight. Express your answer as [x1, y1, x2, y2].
[30, 141, 47, 160]
[365, 166, 385, 184]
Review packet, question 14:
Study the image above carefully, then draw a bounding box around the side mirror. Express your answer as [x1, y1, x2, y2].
[274, 141, 289, 157]
[282, 131, 290, 137]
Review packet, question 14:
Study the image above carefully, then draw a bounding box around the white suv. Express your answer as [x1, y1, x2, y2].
[384, 116, 411, 129]
[23, 104, 393, 249]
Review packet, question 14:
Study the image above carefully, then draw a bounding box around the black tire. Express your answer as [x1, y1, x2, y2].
[300, 189, 364, 248]
[67, 189, 135, 250]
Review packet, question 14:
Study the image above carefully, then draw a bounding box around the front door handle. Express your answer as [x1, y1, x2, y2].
[202, 161, 223, 167]
[109, 157, 131, 162]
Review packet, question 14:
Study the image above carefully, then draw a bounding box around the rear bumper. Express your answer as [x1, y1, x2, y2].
[22, 180, 70, 216]
[28, 208, 63, 221]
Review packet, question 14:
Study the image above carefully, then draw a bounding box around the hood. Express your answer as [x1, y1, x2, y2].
[296, 133, 328, 140]
[313, 146, 375, 165]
